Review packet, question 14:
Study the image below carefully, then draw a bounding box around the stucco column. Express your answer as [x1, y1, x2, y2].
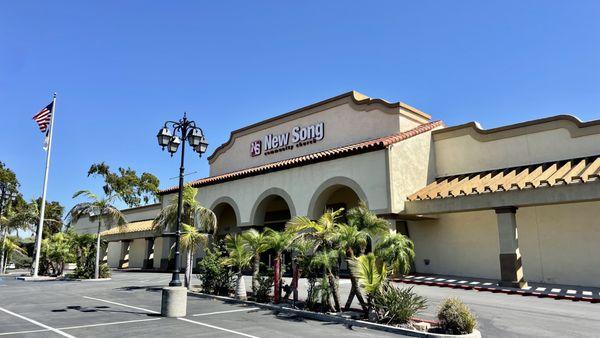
[495, 207, 527, 288]
[143, 238, 155, 269]
[119, 240, 131, 269]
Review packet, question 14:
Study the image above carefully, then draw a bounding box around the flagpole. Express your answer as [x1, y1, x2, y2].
[32, 93, 57, 277]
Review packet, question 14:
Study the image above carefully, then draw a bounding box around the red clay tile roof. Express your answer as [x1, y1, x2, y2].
[159, 121, 444, 195]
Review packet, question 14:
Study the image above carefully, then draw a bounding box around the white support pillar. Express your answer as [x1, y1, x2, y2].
[495, 207, 527, 288]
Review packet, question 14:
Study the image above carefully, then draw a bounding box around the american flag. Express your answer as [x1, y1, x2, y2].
[32, 102, 54, 133]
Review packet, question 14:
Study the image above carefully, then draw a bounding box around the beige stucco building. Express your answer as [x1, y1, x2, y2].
[73, 91, 600, 288]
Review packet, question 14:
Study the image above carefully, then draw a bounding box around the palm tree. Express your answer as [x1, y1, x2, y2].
[152, 185, 216, 289]
[349, 253, 388, 320]
[289, 237, 316, 304]
[241, 228, 270, 296]
[264, 228, 298, 304]
[309, 249, 341, 312]
[332, 223, 369, 311]
[375, 232, 414, 276]
[347, 202, 389, 241]
[287, 209, 344, 251]
[222, 233, 253, 300]
[342, 203, 390, 308]
[67, 190, 125, 279]
[287, 209, 345, 309]
[0, 236, 26, 274]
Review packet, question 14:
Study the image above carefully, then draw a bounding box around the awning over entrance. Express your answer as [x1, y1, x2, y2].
[100, 220, 155, 241]
[405, 155, 600, 214]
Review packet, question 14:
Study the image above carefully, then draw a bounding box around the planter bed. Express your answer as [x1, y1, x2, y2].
[188, 290, 481, 338]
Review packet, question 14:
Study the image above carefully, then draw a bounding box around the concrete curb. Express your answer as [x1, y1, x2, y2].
[187, 291, 480, 337]
[397, 278, 600, 304]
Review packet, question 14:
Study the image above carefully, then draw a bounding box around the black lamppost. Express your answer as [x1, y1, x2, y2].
[157, 113, 208, 287]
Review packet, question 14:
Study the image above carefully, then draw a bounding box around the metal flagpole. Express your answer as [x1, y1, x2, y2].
[32, 93, 57, 277]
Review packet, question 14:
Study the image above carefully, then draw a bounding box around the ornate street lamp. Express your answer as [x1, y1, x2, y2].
[157, 112, 208, 287]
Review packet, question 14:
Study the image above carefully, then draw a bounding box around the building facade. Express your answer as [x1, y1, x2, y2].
[74, 91, 600, 288]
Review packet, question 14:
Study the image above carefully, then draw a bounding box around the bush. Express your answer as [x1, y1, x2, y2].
[254, 271, 274, 303]
[12, 254, 32, 269]
[196, 246, 235, 296]
[373, 284, 427, 324]
[437, 298, 477, 334]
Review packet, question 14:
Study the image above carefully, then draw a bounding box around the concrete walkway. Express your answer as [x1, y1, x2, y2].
[398, 274, 600, 302]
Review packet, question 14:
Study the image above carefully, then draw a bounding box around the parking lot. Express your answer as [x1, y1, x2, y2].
[0, 273, 403, 338]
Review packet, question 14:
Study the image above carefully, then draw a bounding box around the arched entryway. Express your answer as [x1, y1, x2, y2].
[211, 198, 240, 238]
[251, 188, 295, 272]
[251, 188, 295, 231]
[308, 177, 367, 219]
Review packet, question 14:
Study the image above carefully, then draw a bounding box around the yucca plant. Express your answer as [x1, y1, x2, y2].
[374, 284, 427, 325]
[222, 233, 253, 300]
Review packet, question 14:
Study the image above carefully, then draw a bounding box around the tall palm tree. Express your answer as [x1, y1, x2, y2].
[152, 185, 216, 288]
[264, 227, 298, 304]
[349, 253, 388, 320]
[375, 232, 414, 276]
[241, 228, 270, 296]
[67, 190, 126, 279]
[222, 233, 253, 300]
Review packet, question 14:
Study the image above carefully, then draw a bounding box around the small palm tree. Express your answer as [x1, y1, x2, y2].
[310, 249, 341, 312]
[332, 223, 369, 311]
[222, 233, 253, 300]
[0, 236, 26, 274]
[349, 252, 388, 320]
[264, 228, 298, 304]
[152, 185, 216, 289]
[375, 232, 414, 276]
[287, 209, 344, 251]
[67, 190, 125, 279]
[347, 202, 390, 244]
[241, 228, 270, 296]
[289, 237, 316, 303]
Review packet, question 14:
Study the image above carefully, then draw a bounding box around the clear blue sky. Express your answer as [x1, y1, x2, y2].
[1, 1, 599, 215]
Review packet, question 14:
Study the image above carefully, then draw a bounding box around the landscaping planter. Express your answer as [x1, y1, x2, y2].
[187, 290, 481, 337]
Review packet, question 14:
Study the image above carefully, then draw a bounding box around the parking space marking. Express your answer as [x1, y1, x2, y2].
[0, 306, 76, 338]
[83, 296, 159, 314]
[0, 318, 162, 336]
[192, 307, 260, 317]
[178, 317, 260, 338]
[60, 318, 162, 330]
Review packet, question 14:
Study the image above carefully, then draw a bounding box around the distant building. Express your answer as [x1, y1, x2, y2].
[73, 91, 600, 288]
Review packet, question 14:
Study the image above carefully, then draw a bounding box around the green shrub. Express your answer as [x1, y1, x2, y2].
[437, 298, 477, 334]
[254, 271, 274, 303]
[373, 284, 427, 324]
[196, 246, 235, 296]
[12, 254, 32, 269]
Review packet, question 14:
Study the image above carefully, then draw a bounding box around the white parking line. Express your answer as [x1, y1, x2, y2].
[85, 296, 260, 338]
[567, 290, 577, 295]
[550, 288, 561, 293]
[178, 317, 260, 338]
[535, 287, 546, 292]
[0, 306, 76, 338]
[83, 296, 159, 314]
[192, 307, 260, 317]
[0, 318, 162, 336]
[582, 291, 593, 296]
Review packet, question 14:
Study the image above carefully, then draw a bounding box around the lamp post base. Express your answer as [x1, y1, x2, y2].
[161, 286, 187, 317]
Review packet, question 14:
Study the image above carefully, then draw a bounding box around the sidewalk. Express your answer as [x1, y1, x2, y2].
[396, 274, 600, 303]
